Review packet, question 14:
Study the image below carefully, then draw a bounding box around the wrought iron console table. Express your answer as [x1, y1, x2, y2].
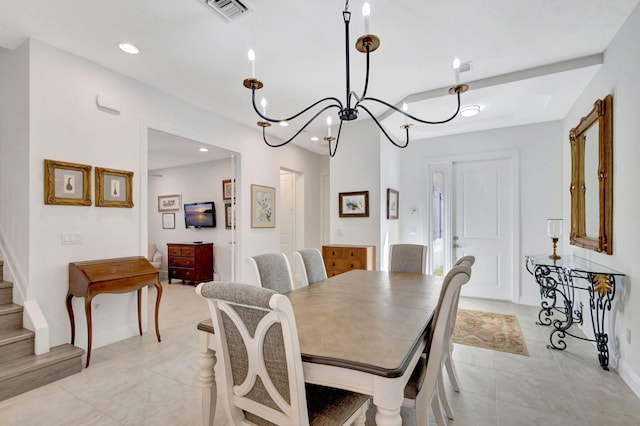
[525, 255, 624, 370]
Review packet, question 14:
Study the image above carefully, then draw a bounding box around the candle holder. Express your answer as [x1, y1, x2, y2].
[547, 218, 563, 260]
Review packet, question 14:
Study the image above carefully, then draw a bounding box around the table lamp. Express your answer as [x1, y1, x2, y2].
[547, 218, 563, 260]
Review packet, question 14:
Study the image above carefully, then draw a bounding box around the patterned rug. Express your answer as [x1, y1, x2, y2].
[453, 309, 529, 356]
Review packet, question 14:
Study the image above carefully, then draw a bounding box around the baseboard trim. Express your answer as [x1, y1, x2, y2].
[618, 358, 640, 399]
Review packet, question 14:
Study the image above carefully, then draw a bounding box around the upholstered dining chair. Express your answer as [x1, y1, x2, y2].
[293, 248, 328, 286]
[403, 264, 472, 426]
[248, 253, 294, 294]
[435, 255, 476, 421]
[196, 281, 370, 426]
[389, 244, 428, 274]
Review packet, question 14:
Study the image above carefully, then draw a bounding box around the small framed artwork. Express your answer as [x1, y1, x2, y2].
[158, 194, 181, 212]
[162, 213, 175, 229]
[387, 188, 399, 219]
[225, 203, 236, 229]
[339, 191, 369, 218]
[251, 184, 276, 228]
[44, 159, 92, 206]
[95, 167, 134, 208]
[222, 179, 236, 201]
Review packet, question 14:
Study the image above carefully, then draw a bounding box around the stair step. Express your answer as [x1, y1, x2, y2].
[0, 304, 23, 330]
[0, 343, 84, 401]
[0, 280, 12, 305]
[0, 328, 35, 363]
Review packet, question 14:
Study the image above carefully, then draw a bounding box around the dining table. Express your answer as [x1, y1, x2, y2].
[196, 269, 444, 426]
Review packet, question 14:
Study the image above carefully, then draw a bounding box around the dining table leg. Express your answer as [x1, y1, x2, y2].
[372, 376, 404, 426]
[198, 330, 217, 426]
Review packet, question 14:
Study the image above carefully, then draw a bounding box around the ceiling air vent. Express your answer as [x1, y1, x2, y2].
[203, 0, 253, 22]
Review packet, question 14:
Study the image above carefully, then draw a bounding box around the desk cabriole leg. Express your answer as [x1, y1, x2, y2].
[84, 296, 93, 368]
[154, 281, 162, 342]
[66, 293, 76, 344]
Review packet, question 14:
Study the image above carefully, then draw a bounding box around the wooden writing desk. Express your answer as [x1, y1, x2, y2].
[197, 269, 443, 425]
[67, 256, 162, 367]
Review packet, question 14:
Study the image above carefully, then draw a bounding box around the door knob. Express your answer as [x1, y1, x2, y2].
[453, 243, 461, 248]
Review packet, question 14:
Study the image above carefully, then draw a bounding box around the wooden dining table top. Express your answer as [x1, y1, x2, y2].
[287, 269, 444, 378]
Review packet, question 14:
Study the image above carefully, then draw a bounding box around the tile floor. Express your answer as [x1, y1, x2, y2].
[1, 282, 639, 425]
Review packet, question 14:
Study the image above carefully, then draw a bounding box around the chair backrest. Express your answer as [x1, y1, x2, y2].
[455, 255, 476, 267]
[447, 255, 475, 345]
[428, 264, 472, 344]
[389, 244, 428, 274]
[196, 281, 310, 426]
[293, 248, 328, 286]
[248, 253, 294, 294]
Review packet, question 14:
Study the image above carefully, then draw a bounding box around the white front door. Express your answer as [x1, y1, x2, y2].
[453, 157, 514, 300]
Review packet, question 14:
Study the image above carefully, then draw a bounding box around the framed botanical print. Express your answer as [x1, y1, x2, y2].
[387, 188, 399, 219]
[225, 203, 236, 229]
[95, 167, 133, 208]
[222, 179, 236, 201]
[251, 184, 275, 228]
[158, 194, 181, 212]
[339, 191, 369, 218]
[44, 159, 92, 206]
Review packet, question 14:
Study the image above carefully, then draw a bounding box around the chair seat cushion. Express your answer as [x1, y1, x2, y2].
[306, 383, 369, 426]
[404, 354, 427, 400]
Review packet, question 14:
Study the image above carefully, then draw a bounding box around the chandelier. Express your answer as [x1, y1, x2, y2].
[242, 1, 468, 157]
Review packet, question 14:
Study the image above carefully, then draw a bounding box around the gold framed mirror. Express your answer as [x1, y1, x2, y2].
[569, 95, 613, 254]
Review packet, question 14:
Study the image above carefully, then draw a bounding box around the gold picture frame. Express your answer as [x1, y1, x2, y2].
[44, 159, 92, 206]
[251, 184, 276, 228]
[95, 167, 134, 208]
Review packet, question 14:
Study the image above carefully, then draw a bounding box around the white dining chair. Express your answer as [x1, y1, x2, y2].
[196, 281, 370, 425]
[293, 248, 328, 286]
[248, 253, 294, 294]
[403, 264, 472, 426]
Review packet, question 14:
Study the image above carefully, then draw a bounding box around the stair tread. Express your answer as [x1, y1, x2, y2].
[0, 328, 34, 345]
[0, 303, 22, 314]
[0, 344, 85, 381]
[0, 280, 12, 289]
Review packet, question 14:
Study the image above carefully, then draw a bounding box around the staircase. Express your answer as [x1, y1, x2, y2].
[0, 260, 84, 401]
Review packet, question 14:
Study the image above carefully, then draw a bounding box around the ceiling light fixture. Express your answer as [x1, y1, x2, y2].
[199, 147, 209, 152]
[242, 1, 468, 157]
[460, 104, 480, 117]
[118, 42, 139, 55]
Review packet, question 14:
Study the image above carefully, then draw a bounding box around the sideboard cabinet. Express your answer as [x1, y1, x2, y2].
[167, 242, 213, 284]
[322, 244, 376, 277]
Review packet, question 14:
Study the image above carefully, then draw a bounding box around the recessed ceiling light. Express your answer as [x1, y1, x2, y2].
[310, 136, 319, 142]
[118, 42, 139, 55]
[199, 147, 209, 152]
[460, 104, 481, 117]
[279, 121, 289, 127]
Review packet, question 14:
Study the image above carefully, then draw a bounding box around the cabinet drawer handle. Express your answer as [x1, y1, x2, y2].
[332, 261, 335, 267]
[351, 264, 354, 268]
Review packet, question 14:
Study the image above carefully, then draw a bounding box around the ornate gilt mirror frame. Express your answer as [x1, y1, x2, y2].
[569, 95, 613, 254]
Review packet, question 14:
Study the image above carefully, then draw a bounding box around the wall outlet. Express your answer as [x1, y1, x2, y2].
[626, 328, 631, 344]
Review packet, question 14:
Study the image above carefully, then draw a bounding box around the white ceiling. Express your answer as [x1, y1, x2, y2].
[1, 0, 638, 161]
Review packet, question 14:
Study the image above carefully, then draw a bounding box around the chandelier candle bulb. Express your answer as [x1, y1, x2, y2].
[261, 97, 267, 115]
[248, 49, 256, 78]
[327, 116, 332, 137]
[453, 57, 461, 85]
[402, 102, 409, 125]
[362, 3, 371, 34]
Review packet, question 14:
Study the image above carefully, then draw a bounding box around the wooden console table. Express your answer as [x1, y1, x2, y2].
[525, 254, 624, 370]
[66, 256, 162, 367]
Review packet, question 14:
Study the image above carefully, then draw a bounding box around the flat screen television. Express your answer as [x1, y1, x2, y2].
[184, 201, 216, 228]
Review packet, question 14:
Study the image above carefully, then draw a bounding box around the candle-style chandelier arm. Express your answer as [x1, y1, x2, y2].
[358, 104, 410, 149]
[359, 88, 463, 125]
[260, 103, 343, 148]
[348, 43, 372, 105]
[328, 119, 345, 157]
[251, 89, 344, 124]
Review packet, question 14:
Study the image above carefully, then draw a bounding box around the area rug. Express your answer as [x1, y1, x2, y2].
[453, 309, 529, 356]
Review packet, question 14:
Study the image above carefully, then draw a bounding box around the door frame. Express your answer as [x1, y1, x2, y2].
[424, 150, 521, 302]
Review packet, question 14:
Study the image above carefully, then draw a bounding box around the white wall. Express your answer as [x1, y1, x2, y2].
[562, 4, 640, 392]
[379, 131, 402, 270]
[148, 159, 233, 280]
[399, 121, 564, 306]
[329, 119, 382, 267]
[0, 44, 30, 303]
[2, 38, 324, 353]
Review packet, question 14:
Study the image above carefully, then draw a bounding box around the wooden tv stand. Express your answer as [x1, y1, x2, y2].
[167, 242, 214, 284]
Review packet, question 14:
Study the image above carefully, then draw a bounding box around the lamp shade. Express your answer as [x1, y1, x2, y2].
[547, 219, 563, 238]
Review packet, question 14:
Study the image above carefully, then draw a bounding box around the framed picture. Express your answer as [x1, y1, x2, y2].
[339, 191, 369, 218]
[222, 179, 236, 201]
[251, 184, 276, 228]
[44, 159, 92, 206]
[225, 203, 236, 229]
[162, 213, 175, 229]
[158, 194, 181, 212]
[387, 188, 399, 219]
[95, 167, 134, 208]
